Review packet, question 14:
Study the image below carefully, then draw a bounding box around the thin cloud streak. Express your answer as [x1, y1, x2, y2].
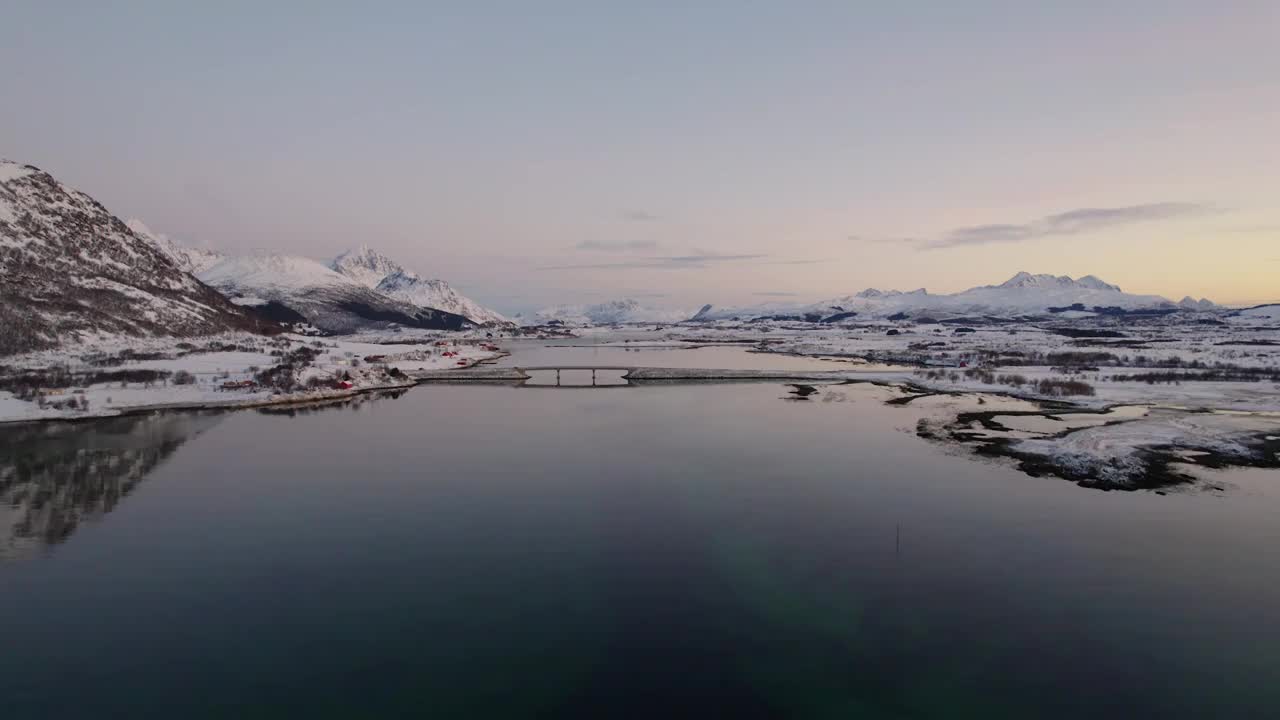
[622, 210, 659, 222]
[575, 239, 659, 252]
[539, 252, 768, 271]
[862, 236, 920, 244]
[922, 202, 1215, 249]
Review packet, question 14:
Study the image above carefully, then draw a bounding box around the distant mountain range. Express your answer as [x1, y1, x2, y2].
[688, 272, 1217, 324]
[530, 273, 1219, 326]
[530, 299, 695, 326]
[0, 160, 273, 355]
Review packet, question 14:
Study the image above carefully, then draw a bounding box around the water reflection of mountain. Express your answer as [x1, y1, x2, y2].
[0, 391, 408, 560]
[0, 412, 223, 560]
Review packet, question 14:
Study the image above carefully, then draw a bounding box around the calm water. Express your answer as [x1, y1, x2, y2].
[3, 368, 1280, 717]
[493, 339, 850, 370]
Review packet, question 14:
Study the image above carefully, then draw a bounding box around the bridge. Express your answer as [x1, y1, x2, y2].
[407, 365, 870, 386]
[408, 365, 632, 386]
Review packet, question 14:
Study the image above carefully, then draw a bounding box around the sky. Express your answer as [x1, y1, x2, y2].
[2, 1, 1277, 313]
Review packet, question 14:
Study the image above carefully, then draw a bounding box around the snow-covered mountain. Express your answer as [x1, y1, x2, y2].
[693, 272, 1216, 323]
[0, 160, 274, 355]
[198, 253, 472, 333]
[1178, 296, 1217, 311]
[330, 245, 509, 326]
[533, 299, 694, 326]
[994, 271, 1120, 292]
[331, 245, 406, 289]
[109, 232, 502, 333]
[125, 219, 224, 274]
[374, 271, 509, 326]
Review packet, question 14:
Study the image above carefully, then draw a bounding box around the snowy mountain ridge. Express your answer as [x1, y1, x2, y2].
[200, 253, 358, 293]
[121, 232, 510, 327]
[124, 219, 224, 275]
[993, 272, 1120, 292]
[197, 252, 473, 333]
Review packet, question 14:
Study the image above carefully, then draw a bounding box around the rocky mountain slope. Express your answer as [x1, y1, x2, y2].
[330, 245, 509, 326]
[0, 160, 274, 355]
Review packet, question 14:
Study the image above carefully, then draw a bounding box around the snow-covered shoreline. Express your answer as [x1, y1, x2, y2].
[536, 321, 1280, 490]
[0, 332, 504, 425]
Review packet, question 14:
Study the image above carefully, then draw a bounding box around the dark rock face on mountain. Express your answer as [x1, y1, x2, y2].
[0, 161, 276, 355]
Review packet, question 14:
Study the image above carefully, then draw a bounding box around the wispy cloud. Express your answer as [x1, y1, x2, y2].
[753, 291, 801, 297]
[921, 202, 1215, 250]
[540, 251, 768, 271]
[861, 235, 920, 244]
[575, 239, 660, 252]
[622, 210, 659, 222]
[763, 258, 827, 265]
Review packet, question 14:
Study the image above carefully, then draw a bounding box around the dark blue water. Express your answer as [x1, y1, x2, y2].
[3, 382, 1278, 718]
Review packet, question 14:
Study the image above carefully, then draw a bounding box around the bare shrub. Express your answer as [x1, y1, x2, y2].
[1035, 378, 1096, 397]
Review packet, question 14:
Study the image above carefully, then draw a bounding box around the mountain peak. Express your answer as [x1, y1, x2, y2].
[997, 272, 1120, 292]
[1075, 274, 1122, 291]
[0, 159, 40, 184]
[1179, 296, 1217, 310]
[998, 271, 1066, 289]
[330, 245, 408, 289]
[330, 248, 508, 325]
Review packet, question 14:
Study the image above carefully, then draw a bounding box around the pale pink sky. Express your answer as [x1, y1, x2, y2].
[3, 2, 1277, 311]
